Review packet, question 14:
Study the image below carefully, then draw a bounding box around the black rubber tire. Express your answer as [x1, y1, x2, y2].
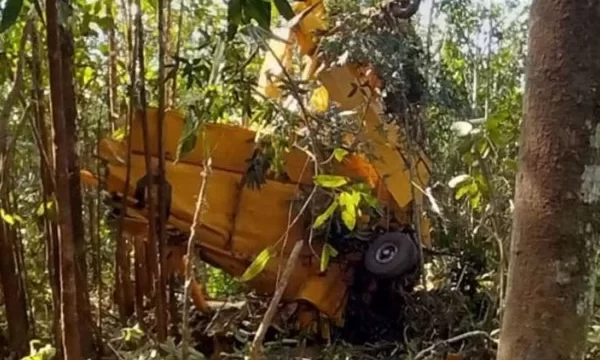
[364, 231, 420, 278]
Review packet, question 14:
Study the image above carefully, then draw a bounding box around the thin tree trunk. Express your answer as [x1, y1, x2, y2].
[45, 0, 82, 358]
[156, 0, 169, 341]
[133, 236, 147, 326]
[112, 0, 137, 323]
[107, 0, 118, 132]
[58, 11, 96, 356]
[135, 0, 160, 328]
[171, 0, 184, 106]
[0, 17, 32, 359]
[30, 21, 63, 359]
[8, 174, 34, 337]
[0, 207, 29, 357]
[497, 2, 600, 359]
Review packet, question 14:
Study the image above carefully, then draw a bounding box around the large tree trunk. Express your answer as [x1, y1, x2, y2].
[497, 2, 600, 360]
[45, 0, 82, 358]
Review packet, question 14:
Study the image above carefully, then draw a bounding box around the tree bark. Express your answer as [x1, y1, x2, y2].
[156, 0, 169, 341]
[45, 0, 82, 358]
[0, 215, 29, 357]
[497, 2, 600, 360]
[59, 16, 97, 357]
[30, 21, 63, 359]
[0, 17, 32, 359]
[107, 0, 118, 132]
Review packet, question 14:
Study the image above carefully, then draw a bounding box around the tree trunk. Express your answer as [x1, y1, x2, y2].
[58, 17, 97, 357]
[0, 17, 32, 359]
[45, 0, 82, 358]
[497, 2, 600, 360]
[30, 22, 63, 359]
[107, 0, 118, 132]
[0, 216, 29, 357]
[156, 0, 169, 341]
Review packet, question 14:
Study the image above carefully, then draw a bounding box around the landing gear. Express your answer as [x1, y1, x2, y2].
[364, 231, 420, 278]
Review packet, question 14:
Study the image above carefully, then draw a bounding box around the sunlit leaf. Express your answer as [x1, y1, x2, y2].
[469, 191, 482, 209]
[333, 148, 348, 162]
[36, 200, 55, 216]
[448, 174, 471, 189]
[0, 209, 19, 225]
[23, 340, 56, 360]
[314, 174, 348, 188]
[0, 0, 23, 34]
[313, 199, 338, 228]
[339, 191, 360, 230]
[121, 324, 144, 343]
[111, 128, 126, 141]
[450, 121, 473, 137]
[454, 183, 472, 200]
[310, 86, 329, 112]
[239, 246, 276, 282]
[320, 243, 338, 272]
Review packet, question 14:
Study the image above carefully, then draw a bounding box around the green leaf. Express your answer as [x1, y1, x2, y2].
[450, 121, 473, 137]
[360, 192, 380, 209]
[469, 191, 482, 210]
[176, 116, 202, 161]
[111, 128, 126, 141]
[245, 0, 271, 29]
[313, 199, 339, 229]
[0, 0, 23, 34]
[320, 243, 338, 272]
[122, 324, 144, 343]
[333, 148, 348, 162]
[239, 246, 275, 282]
[503, 158, 518, 172]
[36, 200, 55, 216]
[176, 132, 197, 161]
[226, 0, 242, 40]
[1, 209, 16, 225]
[339, 191, 360, 230]
[208, 38, 226, 85]
[448, 174, 471, 188]
[314, 174, 348, 188]
[271, 0, 294, 20]
[454, 182, 472, 200]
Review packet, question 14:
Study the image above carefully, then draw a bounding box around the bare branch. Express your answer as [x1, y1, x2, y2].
[414, 330, 498, 360]
[181, 160, 210, 360]
[249, 240, 304, 359]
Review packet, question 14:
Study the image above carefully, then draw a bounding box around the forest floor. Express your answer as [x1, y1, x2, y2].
[153, 284, 501, 360]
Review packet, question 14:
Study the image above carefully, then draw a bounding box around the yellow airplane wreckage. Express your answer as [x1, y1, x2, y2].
[81, 0, 431, 334]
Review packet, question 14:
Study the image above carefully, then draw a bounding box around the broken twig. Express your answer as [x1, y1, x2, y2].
[182, 159, 211, 360]
[249, 240, 304, 359]
[414, 330, 498, 360]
